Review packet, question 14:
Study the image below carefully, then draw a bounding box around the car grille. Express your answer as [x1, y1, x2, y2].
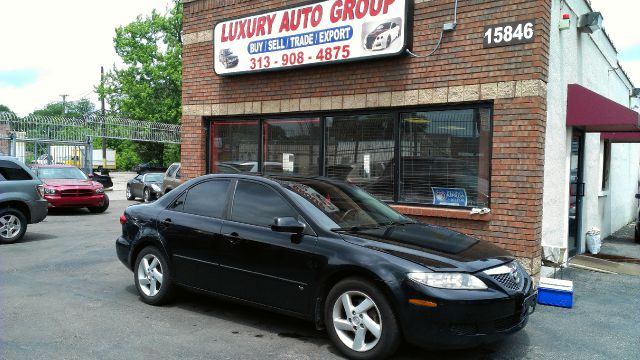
[60, 189, 94, 197]
[491, 272, 521, 291]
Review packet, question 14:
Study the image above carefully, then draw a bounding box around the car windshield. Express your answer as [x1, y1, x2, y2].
[145, 174, 164, 182]
[37, 167, 87, 180]
[275, 177, 411, 230]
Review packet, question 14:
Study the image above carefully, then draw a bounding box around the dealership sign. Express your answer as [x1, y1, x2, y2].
[213, 0, 409, 76]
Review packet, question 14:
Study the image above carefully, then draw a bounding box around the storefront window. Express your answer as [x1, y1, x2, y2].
[325, 114, 395, 201]
[209, 106, 491, 208]
[211, 121, 259, 174]
[263, 118, 321, 176]
[399, 109, 491, 207]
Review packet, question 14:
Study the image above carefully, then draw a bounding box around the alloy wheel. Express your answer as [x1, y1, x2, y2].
[144, 189, 150, 202]
[332, 291, 382, 352]
[137, 254, 164, 297]
[126, 186, 132, 198]
[0, 214, 21, 240]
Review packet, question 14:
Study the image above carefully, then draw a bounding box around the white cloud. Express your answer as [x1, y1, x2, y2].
[0, 0, 173, 116]
[589, 0, 640, 85]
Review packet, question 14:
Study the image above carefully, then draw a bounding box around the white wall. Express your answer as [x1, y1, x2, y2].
[542, 0, 639, 257]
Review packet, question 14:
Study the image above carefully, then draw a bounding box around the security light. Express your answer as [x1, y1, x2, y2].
[578, 12, 603, 33]
[632, 88, 640, 98]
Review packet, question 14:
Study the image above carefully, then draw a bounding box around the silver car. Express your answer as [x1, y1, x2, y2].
[0, 156, 48, 243]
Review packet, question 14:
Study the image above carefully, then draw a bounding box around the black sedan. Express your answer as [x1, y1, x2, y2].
[126, 173, 164, 202]
[116, 174, 535, 359]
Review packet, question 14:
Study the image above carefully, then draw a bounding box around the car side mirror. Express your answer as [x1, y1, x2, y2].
[636, 194, 640, 200]
[271, 217, 305, 234]
[88, 174, 94, 179]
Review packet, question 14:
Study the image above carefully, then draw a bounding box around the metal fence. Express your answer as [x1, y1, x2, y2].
[0, 112, 181, 144]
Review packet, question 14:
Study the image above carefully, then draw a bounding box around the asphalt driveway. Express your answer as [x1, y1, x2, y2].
[1, 200, 639, 359]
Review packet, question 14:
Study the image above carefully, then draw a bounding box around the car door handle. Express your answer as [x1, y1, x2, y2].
[223, 232, 243, 245]
[159, 218, 172, 229]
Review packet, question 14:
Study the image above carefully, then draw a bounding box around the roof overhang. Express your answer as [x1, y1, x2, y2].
[601, 132, 640, 143]
[566, 84, 640, 132]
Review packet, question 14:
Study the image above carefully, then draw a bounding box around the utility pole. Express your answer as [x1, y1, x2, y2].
[60, 94, 69, 114]
[100, 66, 107, 169]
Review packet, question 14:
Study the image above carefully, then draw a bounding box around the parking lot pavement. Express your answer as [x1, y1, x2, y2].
[103, 172, 137, 201]
[1, 201, 639, 360]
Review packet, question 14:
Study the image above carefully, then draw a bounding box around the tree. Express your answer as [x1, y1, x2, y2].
[98, 0, 182, 167]
[0, 104, 15, 116]
[31, 99, 96, 118]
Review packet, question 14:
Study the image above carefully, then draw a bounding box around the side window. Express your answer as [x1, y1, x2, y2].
[0, 160, 33, 180]
[175, 168, 181, 179]
[182, 180, 230, 218]
[231, 181, 297, 227]
[166, 165, 177, 177]
[169, 191, 186, 211]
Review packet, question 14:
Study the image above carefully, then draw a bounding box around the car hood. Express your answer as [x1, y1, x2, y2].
[367, 29, 387, 38]
[339, 223, 513, 273]
[41, 179, 99, 188]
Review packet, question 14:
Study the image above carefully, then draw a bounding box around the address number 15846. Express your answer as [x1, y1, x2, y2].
[483, 20, 535, 48]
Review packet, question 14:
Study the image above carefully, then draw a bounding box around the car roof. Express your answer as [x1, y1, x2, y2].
[196, 173, 342, 189]
[30, 164, 77, 168]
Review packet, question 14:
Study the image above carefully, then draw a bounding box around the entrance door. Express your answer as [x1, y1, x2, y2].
[568, 131, 584, 256]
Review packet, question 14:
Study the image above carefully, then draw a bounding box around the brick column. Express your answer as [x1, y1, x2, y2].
[180, 115, 207, 180]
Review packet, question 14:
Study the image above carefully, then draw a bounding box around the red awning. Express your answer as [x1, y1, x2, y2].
[566, 84, 640, 132]
[601, 132, 640, 143]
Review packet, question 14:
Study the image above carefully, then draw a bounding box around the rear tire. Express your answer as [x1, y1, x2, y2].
[134, 246, 174, 305]
[0, 208, 27, 244]
[324, 278, 401, 360]
[88, 195, 109, 213]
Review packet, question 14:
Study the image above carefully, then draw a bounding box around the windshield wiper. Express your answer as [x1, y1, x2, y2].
[331, 224, 384, 232]
[380, 220, 416, 227]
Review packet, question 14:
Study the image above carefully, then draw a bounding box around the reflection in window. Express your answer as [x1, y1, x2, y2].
[325, 114, 394, 201]
[211, 121, 259, 174]
[400, 109, 491, 207]
[231, 181, 297, 227]
[263, 118, 320, 176]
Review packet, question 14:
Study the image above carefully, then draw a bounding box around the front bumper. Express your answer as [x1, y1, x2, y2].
[116, 235, 132, 270]
[397, 280, 536, 349]
[44, 194, 106, 208]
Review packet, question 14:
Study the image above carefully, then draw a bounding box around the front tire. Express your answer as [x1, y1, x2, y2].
[134, 246, 174, 305]
[0, 208, 27, 244]
[126, 185, 135, 200]
[635, 225, 640, 244]
[143, 188, 152, 202]
[324, 278, 401, 360]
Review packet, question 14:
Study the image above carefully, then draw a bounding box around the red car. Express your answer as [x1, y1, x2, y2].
[31, 165, 109, 213]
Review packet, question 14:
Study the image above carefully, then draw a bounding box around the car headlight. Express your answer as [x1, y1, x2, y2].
[44, 187, 57, 195]
[151, 184, 161, 192]
[408, 272, 488, 290]
[95, 188, 104, 194]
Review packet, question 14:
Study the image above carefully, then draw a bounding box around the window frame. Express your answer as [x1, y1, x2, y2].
[206, 103, 493, 209]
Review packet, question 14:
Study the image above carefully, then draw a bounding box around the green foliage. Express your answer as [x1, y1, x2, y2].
[114, 140, 141, 170]
[99, 0, 182, 124]
[31, 98, 96, 118]
[98, 0, 182, 167]
[0, 104, 15, 115]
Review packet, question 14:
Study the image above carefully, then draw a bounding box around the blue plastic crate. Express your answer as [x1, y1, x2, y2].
[537, 278, 573, 308]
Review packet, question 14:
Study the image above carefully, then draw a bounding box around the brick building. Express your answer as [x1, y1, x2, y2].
[180, 0, 639, 277]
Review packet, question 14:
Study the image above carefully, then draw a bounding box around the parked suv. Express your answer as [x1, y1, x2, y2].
[0, 156, 48, 243]
[161, 162, 182, 195]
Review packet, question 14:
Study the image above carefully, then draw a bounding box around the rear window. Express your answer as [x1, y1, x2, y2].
[0, 160, 33, 180]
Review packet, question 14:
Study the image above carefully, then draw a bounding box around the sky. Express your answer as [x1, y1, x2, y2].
[0, 0, 638, 117]
[0, 0, 173, 116]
